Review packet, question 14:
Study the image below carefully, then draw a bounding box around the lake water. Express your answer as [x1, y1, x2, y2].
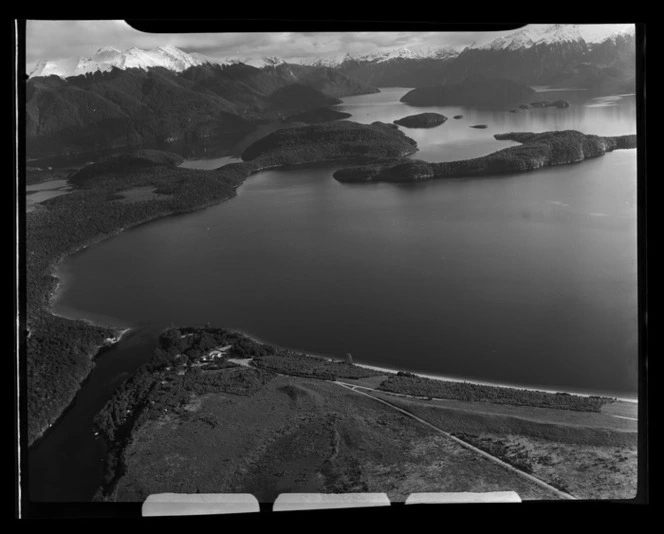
[31, 86, 639, 502]
[26, 179, 72, 212]
[53, 87, 638, 399]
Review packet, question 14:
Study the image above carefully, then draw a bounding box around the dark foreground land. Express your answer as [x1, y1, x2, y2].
[94, 327, 637, 502]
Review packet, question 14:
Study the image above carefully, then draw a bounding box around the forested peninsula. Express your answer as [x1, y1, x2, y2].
[333, 130, 637, 183]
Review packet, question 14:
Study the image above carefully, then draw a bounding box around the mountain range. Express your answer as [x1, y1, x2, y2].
[26, 25, 636, 160]
[335, 25, 635, 88]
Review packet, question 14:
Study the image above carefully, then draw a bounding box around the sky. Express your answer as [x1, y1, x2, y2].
[25, 20, 635, 68]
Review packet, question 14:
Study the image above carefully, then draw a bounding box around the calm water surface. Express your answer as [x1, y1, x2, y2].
[54, 87, 638, 398]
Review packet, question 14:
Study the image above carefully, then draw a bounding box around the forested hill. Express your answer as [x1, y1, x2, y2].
[26, 62, 378, 159]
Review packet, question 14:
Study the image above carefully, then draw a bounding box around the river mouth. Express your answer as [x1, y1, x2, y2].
[27, 326, 161, 502]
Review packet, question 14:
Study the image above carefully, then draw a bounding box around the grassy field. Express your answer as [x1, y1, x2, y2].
[367, 391, 637, 500]
[106, 373, 564, 503]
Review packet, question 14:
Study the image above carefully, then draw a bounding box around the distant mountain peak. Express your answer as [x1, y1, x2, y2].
[96, 46, 122, 55]
[28, 45, 224, 79]
[340, 46, 459, 64]
[469, 24, 584, 51]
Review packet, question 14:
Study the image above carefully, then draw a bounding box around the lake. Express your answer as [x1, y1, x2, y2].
[30, 87, 638, 501]
[53, 87, 638, 398]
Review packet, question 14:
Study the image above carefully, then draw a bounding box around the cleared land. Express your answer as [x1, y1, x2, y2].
[108, 374, 565, 503]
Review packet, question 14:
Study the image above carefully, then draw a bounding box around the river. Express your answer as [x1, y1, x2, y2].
[29, 86, 638, 502]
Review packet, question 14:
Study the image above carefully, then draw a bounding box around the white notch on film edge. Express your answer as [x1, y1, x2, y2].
[142, 491, 522, 515]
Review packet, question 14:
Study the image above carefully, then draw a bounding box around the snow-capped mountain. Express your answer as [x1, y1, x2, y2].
[342, 46, 459, 64]
[28, 45, 226, 79]
[580, 24, 635, 44]
[442, 24, 636, 89]
[468, 24, 585, 51]
[467, 24, 634, 52]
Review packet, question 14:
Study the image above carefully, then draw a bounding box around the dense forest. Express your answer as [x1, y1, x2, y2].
[26, 63, 378, 159]
[240, 120, 418, 166]
[333, 130, 638, 183]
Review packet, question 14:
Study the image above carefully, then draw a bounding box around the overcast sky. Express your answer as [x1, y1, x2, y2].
[25, 20, 634, 68]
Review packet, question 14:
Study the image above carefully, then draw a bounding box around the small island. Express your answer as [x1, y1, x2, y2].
[286, 107, 352, 124]
[453, 115, 464, 119]
[333, 130, 637, 184]
[393, 112, 448, 129]
[470, 124, 488, 129]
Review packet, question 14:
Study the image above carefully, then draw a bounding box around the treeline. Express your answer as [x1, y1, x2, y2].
[378, 372, 614, 412]
[252, 353, 382, 381]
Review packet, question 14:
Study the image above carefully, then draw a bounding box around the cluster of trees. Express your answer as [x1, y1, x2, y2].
[378, 374, 614, 412]
[93, 327, 278, 495]
[453, 433, 535, 475]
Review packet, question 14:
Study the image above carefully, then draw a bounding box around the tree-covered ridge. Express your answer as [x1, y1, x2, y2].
[69, 149, 184, 185]
[333, 130, 637, 183]
[241, 121, 418, 166]
[26, 63, 378, 159]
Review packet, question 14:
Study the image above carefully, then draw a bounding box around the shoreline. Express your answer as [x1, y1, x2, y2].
[222, 327, 638, 404]
[353, 363, 638, 404]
